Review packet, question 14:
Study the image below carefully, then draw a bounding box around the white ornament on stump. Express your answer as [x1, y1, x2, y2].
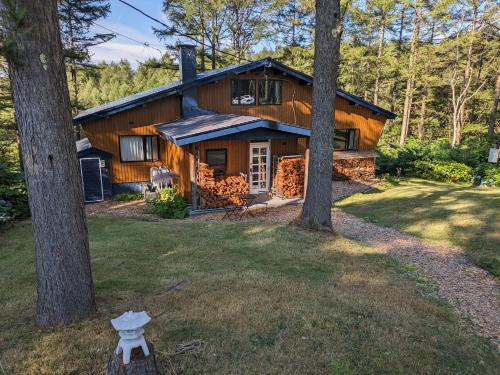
[111, 311, 151, 365]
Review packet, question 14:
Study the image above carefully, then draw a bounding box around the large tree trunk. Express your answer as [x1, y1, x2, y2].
[400, 1, 421, 145]
[299, 0, 341, 232]
[2, 0, 96, 326]
[373, 13, 386, 106]
[488, 72, 499, 137]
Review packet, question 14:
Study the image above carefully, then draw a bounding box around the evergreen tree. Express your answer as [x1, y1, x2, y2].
[58, 0, 112, 138]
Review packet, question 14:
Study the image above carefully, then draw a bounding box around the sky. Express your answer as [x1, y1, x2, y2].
[88, 0, 272, 69]
[88, 0, 176, 68]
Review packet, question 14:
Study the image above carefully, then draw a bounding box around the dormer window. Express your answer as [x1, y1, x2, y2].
[231, 79, 256, 105]
[258, 79, 282, 105]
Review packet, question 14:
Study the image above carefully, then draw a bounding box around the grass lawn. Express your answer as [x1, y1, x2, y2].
[1, 217, 498, 374]
[336, 178, 500, 276]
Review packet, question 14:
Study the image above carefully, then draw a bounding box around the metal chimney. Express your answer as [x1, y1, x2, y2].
[178, 44, 198, 117]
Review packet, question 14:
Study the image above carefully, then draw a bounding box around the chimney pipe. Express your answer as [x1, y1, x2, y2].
[178, 44, 198, 117]
[179, 44, 197, 82]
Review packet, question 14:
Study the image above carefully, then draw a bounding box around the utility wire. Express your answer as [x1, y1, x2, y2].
[93, 21, 164, 55]
[116, 0, 253, 64]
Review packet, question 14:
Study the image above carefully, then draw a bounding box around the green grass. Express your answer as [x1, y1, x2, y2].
[0, 217, 498, 374]
[336, 178, 500, 276]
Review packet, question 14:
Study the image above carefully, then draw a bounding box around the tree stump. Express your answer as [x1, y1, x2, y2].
[104, 342, 158, 375]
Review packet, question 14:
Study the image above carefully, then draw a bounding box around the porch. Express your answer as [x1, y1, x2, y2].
[155, 112, 311, 209]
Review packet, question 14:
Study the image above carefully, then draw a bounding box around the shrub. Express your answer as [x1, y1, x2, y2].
[410, 160, 474, 184]
[376, 136, 495, 185]
[113, 192, 144, 201]
[475, 163, 500, 187]
[149, 187, 188, 219]
[0, 163, 29, 224]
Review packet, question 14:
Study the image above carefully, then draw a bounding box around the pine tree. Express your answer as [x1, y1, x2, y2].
[58, 0, 112, 138]
[300, 0, 342, 231]
[1, 0, 97, 326]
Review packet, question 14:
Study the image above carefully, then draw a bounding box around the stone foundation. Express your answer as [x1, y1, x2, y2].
[332, 157, 375, 181]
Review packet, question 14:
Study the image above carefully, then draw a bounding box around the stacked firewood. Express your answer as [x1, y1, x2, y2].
[274, 157, 305, 198]
[332, 158, 375, 181]
[198, 163, 249, 208]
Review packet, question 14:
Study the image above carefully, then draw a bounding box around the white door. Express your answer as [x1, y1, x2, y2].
[249, 142, 270, 194]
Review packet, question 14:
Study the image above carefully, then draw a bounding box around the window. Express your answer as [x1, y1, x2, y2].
[206, 149, 227, 176]
[120, 135, 159, 162]
[333, 129, 358, 150]
[231, 79, 256, 105]
[258, 79, 282, 105]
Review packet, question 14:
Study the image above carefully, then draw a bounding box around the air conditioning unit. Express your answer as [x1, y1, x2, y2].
[488, 148, 499, 163]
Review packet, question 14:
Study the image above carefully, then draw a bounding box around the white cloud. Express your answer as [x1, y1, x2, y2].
[89, 41, 163, 68]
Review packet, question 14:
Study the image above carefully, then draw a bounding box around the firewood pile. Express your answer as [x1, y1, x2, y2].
[274, 157, 305, 198]
[332, 158, 375, 181]
[198, 163, 249, 208]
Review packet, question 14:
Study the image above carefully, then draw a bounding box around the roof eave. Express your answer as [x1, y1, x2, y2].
[157, 120, 311, 146]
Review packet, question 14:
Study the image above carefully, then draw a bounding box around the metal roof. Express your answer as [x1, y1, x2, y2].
[76, 138, 112, 158]
[74, 57, 396, 124]
[155, 112, 310, 146]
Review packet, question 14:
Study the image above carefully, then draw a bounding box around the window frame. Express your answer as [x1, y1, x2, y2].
[258, 79, 283, 105]
[333, 129, 359, 151]
[230, 79, 257, 106]
[205, 148, 227, 176]
[119, 135, 160, 163]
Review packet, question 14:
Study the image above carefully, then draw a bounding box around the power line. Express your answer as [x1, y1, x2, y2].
[116, 0, 253, 64]
[93, 21, 164, 55]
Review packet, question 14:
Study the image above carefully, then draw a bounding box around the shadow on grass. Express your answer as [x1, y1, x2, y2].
[336, 179, 500, 275]
[1, 216, 498, 374]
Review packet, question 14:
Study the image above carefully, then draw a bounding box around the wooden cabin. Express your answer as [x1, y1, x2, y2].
[74, 45, 395, 205]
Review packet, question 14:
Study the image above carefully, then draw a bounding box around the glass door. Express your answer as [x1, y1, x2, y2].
[249, 142, 270, 194]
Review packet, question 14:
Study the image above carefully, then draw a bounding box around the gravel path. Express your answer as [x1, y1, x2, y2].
[331, 209, 500, 345]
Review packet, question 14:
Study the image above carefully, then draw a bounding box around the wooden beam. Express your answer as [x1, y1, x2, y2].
[303, 148, 310, 199]
[189, 151, 197, 210]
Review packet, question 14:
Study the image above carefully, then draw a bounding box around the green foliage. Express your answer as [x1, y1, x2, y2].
[410, 160, 474, 184]
[149, 187, 188, 219]
[113, 192, 144, 202]
[377, 137, 495, 185]
[475, 163, 500, 187]
[0, 162, 28, 224]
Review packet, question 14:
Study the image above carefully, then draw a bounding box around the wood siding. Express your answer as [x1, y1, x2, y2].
[83, 96, 183, 184]
[197, 75, 386, 150]
[82, 72, 389, 199]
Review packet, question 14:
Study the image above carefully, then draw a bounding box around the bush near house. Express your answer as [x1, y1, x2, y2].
[410, 160, 474, 184]
[377, 137, 499, 185]
[149, 186, 188, 219]
[0, 162, 28, 224]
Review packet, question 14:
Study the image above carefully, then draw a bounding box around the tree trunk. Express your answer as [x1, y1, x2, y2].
[66, 9, 80, 140]
[418, 83, 427, 140]
[457, 4, 478, 136]
[211, 42, 216, 69]
[105, 342, 158, 375]
[488, 71, 499, 137]
[390, 8, 405, 114]
[373, 14, 386, 106]
[2, 0, 96, 326]
[400, 1, 421, 145]
[299, 0, 341, 232]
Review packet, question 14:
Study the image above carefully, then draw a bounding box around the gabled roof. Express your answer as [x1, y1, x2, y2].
[74, 57, 396, 124]
[155, 112, 310, 146]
